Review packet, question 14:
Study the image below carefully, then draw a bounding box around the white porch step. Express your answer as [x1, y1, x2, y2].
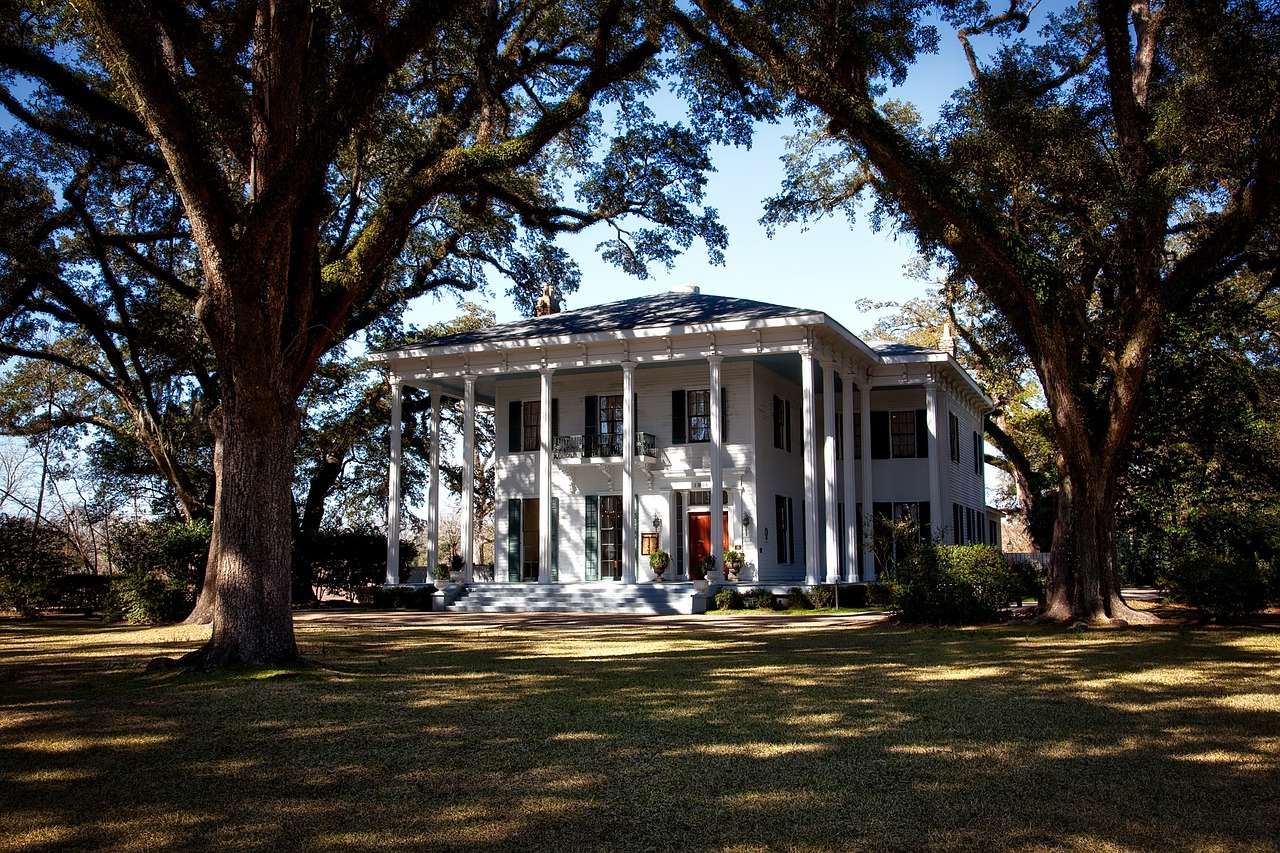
[444, 582, 707, 615]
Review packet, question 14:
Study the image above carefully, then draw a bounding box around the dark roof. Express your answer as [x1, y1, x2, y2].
[397, 289, 817, 350]
[865, 339, 944, 356]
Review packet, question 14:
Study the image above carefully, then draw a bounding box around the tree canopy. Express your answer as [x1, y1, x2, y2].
[1, 0, 735, 668]
[682, 0, 1280, 622]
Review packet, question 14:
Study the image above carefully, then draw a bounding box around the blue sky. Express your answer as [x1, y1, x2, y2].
[411, 9, 986, 338]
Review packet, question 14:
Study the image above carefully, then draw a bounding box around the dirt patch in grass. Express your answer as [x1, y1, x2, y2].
[2, 616, 1278, 852]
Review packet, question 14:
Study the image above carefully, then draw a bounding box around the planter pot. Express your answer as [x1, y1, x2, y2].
[652, 564, 668, 582]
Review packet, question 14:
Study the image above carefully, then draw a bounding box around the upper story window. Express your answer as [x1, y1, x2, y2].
[870, 410, 928, 459]
[507, 398, 557, 453]
[773, 395, 792, 451]
[597, 395, 623, 436]
[890, 411, 917, 458]
[949, 412, 961, 463]
[522, 400, 541, 452]
[671, 388, 726, 444]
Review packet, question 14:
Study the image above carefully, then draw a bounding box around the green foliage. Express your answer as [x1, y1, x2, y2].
[714, 588, 742, 611]
[295, 528, 418, 601]
[363, 585, 436, 611]
[0, 516, 75, 616]
[892, 545, 1019, 625]
[106, 518, 210, 623]
[743, 588, 776, 610]
[807, 585, 835, 609]
[649, 548, 671, 571]
[1160, 553, 1274, 624]
[785, 586, 810, 609]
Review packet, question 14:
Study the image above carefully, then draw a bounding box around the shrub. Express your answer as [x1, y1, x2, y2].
[785, 586, 811, 609]
[366, 584, 436, 610]
[867, 583, 895, 606]
[296, 528, 419, 601]
[714, 588, 742, 610]
[807, 585, 836, 609]
[892, 544, 1019, 625]
[0, 516, 75, 616]
[838, 583, 870, 607]
[1009, 560, 1047, 605]
[1160, 553, 1269, 623]
[743, 587, 776, 610]
[105, 518, 209, 623]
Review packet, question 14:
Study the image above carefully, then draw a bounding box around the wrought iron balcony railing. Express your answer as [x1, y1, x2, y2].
[552, 433, 658, 460]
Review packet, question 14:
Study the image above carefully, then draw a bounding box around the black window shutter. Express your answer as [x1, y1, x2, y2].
[584, 396, 597, 436]
[775, 495, 787, 563]
[916, 409, 929, 458]
[973, 431, 982, 474]
[671, 390, 686, 444]
[507, 499, 521, 581]
[870, 411, 890, 459]
[508, 401, 522, 453]
[551, 398, 559, 439]
[773, 395, 782, 448]
[720, 387, 728, 442]
[919, 502, 931, 540]
[785, 401, 793, 452]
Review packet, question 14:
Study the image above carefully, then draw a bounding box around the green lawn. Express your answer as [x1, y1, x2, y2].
[1, 617, 1278, 852]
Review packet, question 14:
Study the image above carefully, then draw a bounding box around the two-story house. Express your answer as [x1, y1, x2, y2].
[372, 286, 995, 604]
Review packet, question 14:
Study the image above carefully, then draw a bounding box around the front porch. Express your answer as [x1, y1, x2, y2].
[440, 581, 717, 615]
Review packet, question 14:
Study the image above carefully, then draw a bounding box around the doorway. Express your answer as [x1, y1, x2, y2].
[688, 510, 729, 580]
[599, 495, 623, 580]
[520, 498, 539, 581]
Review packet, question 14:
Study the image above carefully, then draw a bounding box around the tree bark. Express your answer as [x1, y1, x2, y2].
[182, 387, 301, 669]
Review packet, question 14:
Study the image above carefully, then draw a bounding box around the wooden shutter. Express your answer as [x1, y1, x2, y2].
[916, 409, 929, 458]
[508, 401, 522, 453]
[584, 395, 597, 436]
[551, 398, 559, 439]
[775, 495, 787, 563]
[785, 400, 793, 452]
[870, 411, 890, 459]
[550, 497, 559, 582]
[584, 495, 599, 581]
[671, 390, 686, 444]
[720, 387, 728, 442]
[507, 499, 521, 581]
[919, 501, 932, 540]
[973, 431, 982, 474]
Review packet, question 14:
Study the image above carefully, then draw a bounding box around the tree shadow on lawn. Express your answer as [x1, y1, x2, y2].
[0, 619, 1277, 852]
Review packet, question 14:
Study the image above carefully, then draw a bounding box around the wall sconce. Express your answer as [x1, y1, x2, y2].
[763, 527, 769, 542]
[742, 511, 752, 531]
[652, 514, 662, 533]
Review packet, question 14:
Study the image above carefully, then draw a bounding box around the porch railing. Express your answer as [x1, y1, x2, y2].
[552, 433, 658, 460]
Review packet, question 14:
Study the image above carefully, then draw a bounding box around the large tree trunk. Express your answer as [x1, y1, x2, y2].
[1040, 428, 1156, 626]
[182, 389, 301, 669]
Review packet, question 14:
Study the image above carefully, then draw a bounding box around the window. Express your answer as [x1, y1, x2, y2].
[775, 495, 795, 564]
[890, 411, 917, 458]
[672, 388, 726, 444]
[598, 395, 623, 437]
[871, 410, 927, 459]
[687, 389, 711, 442]
[949, 412, 961, 463]
[773, 395, 793, 451]
[522, 400, 540, 453]
[508, 398, 557, 453]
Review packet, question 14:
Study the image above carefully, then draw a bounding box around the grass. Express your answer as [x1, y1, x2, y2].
[1, 616, 1278, 852]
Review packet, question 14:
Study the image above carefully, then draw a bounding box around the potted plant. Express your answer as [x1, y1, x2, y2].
[723, 548, 745, 582]
[649, 548, 671, 581]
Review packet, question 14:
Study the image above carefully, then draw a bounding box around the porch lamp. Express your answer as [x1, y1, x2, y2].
[742, 511, 752, 531]
[652, 514, 662, 533]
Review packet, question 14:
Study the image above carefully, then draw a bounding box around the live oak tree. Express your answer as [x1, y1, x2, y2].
[683, 0, 1280, 622]
[1, 0, 731, 668]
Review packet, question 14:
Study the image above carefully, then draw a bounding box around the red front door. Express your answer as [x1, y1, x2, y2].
[688, 511, 729, 579]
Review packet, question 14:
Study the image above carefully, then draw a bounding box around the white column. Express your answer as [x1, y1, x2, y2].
[461, 374, 476, 583]
[842, 373, 858, 581]
[708, 355, 724, 581]
[926, 380, 941, 542]
[539, 367, 555, 584]
[621, 362, 638, 583]
[385, 377, 403, 585]
[822, 361, 839, 584]
[427, 393, 442, 578]
[860, 382, 875, 581]
[801, 349, 820, 585]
